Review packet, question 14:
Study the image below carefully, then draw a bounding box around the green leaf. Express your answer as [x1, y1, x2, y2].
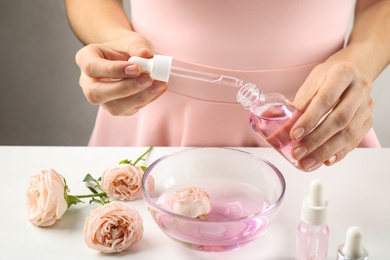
[87, 186, 98, 194]
[66, 195, 84, 208]
[141, 166, 147, 172]
[83, 173, 96, 182]
[88, 197, 110, 205]
[119, 159, 131, 164]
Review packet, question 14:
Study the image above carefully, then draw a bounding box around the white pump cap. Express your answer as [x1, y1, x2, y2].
[300, 179, 328, 225]
[128, 55, 172, 82]
[337, 226, 369, 260]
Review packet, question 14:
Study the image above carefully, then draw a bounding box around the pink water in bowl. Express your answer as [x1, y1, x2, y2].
[149, 179, 273, 252]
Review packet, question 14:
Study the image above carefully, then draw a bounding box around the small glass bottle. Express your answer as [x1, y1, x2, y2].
[337, 226, 369, 260]
[236, 83, 320, 171]
[295, 179, 329, 260]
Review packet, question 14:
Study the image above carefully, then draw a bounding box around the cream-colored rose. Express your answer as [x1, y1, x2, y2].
[102, 164, 153, 201]
[25, 168, 68, 227]
[169, 187, 211, 218]
[83, 201, 143, 253]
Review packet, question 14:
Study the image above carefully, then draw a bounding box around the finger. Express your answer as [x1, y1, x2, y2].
[80, 73, 154, 104]
[293, 66, 326, 111]
[293, 85, 361, 156]
[115, 31, 155, 58]
[291, 62, 355, 140]
[296, 104, 372, 170]
[291, 68, 372, 161]
[292, 93, 368, 161]
[102, 81, 168, 116]
[76, 46, 141, 79]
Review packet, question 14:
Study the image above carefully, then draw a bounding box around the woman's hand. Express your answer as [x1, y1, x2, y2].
[291, 60, 374, 170]
[75, 32, 167, 116]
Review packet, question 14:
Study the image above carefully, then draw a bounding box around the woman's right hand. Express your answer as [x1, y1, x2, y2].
[75, 32, 168, 116]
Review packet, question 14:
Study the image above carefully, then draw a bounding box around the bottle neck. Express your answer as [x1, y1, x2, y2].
[236, 83, 264, 109]
[237, 83, 292, 112]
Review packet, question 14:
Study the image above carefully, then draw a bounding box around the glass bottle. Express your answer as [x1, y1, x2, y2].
[295, 179, 329, 260]
[237, 83, 321, 172]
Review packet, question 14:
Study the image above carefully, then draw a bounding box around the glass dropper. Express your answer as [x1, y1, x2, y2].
[128, 55, 244, 88]
[169, 66, 244, 88]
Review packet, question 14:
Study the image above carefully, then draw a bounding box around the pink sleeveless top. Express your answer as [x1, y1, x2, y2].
[89, 0, 381, 147]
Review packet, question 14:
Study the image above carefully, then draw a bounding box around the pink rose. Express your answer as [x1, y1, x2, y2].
[169, 187, 211, 218]
[102, 164, 153, 201]
[25, 168, 68, 227]
[83, 201, 143, 253]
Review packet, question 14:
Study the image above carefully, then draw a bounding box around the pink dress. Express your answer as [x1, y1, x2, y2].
[89, 0, 381, 147]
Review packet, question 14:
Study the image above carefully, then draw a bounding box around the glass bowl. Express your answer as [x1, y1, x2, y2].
[142, 147, 286, 252]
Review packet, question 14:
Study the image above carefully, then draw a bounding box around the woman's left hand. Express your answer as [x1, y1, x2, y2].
[290, 60, 374, 170]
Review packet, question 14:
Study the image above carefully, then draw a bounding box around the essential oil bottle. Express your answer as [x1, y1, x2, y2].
[337, 226, 369, 260]
[295, 179, 329, 260]
[236, 83, 321, 171]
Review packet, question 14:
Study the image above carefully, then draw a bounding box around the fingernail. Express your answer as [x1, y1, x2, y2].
[293, 146, 307, 160]
[328, 155, 337, 165]
[151, 82, 166, 94]
[292, 127, 305, 140]
[137, 74, 152, 89]
[125, 65, 139, 76]
[302, 157, 316, 169]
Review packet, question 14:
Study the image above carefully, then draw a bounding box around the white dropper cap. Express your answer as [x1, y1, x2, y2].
[337, 226, 369, 260]
[300, 179, 328, 225]
[128, 55, 173, 82]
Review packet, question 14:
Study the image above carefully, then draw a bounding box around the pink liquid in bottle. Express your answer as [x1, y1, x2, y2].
[250, 102, 302, 169]
[237, 83, 320, 171]
[295, 222, 329, 260]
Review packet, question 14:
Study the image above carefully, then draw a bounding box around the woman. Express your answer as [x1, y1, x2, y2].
[65, 0, 390, 170]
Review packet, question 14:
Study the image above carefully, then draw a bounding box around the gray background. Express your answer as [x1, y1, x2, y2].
[1, 1, 389, 146]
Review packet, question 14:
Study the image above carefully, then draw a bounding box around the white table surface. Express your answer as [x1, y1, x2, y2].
[1, 146, 389, 260]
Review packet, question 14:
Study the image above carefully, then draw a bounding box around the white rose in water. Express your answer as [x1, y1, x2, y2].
[169, 187, 211, 218]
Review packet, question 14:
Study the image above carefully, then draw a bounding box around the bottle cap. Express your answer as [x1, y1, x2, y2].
[300, 179, 328, 225]
[128, 55, 172, 82]
[337, 226, 369, 260]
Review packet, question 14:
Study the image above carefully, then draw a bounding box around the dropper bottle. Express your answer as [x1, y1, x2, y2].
[236, 82, 321, 171]
[128, 55, 244, 88]
[129, 55, 320, 171]
[295, 179, 329, 260]
[337, 226, 369, 260]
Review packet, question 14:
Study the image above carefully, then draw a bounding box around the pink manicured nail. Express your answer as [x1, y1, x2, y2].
[137, 74, 153, 89]
[151, 82, 166, 94]
[124, 65, 139, 76]
[292, 127, 305, 140]
[302, 157, 316, 169]
[328, 155, 337, 165]
[293, 147, 308, 160]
